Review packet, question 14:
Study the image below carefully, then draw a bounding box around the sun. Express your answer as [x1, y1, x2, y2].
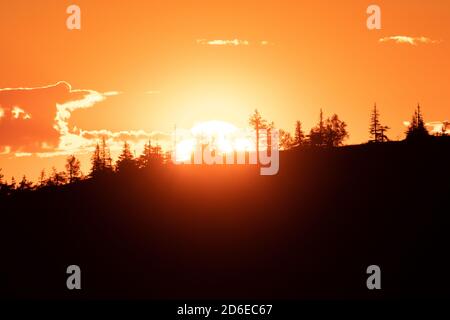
[175, 120, 255, 162]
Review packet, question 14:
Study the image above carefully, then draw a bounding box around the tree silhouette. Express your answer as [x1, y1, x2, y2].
[294, 120, 305, 147]
[267, 121, 275, 152]
[91, 138, 114, 176]
[279, 129, 294, 150]
[116, 141, 136, 172]
[249, 109, 267, 162]
[406, 104, 430, 141]
[10, 176, 16, 190]
[100, 137, 113, 172]
[139, 141, 163, 168]
[309, 109, 326, 147]
[323, 114, 349, 147]
[18, 175, 33, 192]
[0, 168, 6, 197]
[48, 167, 67, 186]
[38, 169, 46, 187]
[90, 143, 103, 176]
[65, 155, 82, 183]
[379, 125, 390, 142]
[0, 170, 14, 197]
[441, 121, 449, 136]
[369, 103, 389, 143]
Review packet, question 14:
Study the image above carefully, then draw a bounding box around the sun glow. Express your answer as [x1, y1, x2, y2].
[175, 120, 255, 162]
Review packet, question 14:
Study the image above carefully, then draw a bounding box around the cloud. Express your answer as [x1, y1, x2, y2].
[403, 120, 450, 135]
[379, 36, 442, 46]
[196, 39, 272, 46]
[426, 121, 450, 135]
[0, 82, 79, 153]
[197, 39, 249, 46]
[0, 82, 172, 159]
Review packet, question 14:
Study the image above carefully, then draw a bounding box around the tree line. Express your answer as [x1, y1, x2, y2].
[0, 104, 445, 195]
[0, 139, 166, 196]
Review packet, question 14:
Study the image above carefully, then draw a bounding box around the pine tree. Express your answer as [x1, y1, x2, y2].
[90, 143, 102, 176]
[369, 103, 389, 143]
[369, 103, 380, 142]
[116, 141, 136, 172]
[18, 175, 33, 191]
[0, 168, 7, 197]
[10, 176, 16, 190]
[249, 109, 267, 162]
[139, 141, 153, 169]
[293, 120, 305, 147]
[38, 169, 46, 186]
[100, 137, 113, 171]
[266, 121, 275, 152]
[139, 141, 164, 168]
[309, 109, 326, 147]
[91, 138, 113, 176]
[406, 104, 430, 141]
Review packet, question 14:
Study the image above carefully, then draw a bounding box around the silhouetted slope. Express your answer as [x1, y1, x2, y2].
[1, 139, 449, 299]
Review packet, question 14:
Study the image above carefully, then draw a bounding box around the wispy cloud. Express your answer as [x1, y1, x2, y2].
[379, 36, 442, 46]
[197, 39, 249, 46]
[196, 39, 272, 46]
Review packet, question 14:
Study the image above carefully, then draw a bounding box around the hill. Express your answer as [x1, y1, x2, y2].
[1, 139, 450, 299]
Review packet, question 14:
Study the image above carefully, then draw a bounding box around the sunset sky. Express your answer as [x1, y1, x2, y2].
[1, 0, 449, 180]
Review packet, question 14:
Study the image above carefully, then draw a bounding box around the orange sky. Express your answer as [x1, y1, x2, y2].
[1, 0, 449, 180]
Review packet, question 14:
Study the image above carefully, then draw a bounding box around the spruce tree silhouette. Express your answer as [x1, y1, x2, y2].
[138, 141, 164, 169]
[0, 168, 6, 197]
[294, 120, 305, 147]
[116, 141, 137, 173]
[406, 104, 430, 141]
[309, 109, 326, 147]
[91, 138, 114, 177]
[249, 109, 267, 161]
[369, 103, 390, 143]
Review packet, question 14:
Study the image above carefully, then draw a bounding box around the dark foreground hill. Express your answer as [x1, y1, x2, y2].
[1, 139, 450, 300]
